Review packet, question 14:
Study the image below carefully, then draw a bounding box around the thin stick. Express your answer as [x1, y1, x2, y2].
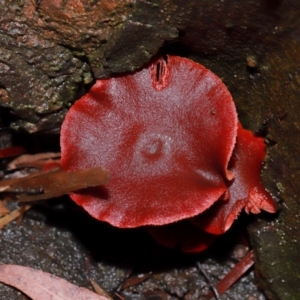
[8, 152, 61, 170]
[206, 250, 255, 299]
[196, 262, 220, 300]
[0, 205, 31, 230]
[215, 251, 254, 296]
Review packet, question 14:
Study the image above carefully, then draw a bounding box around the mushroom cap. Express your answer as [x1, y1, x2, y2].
[60, 55, 238, 228]
[191, 123, 277, 235]
[147, 123, 276, 251]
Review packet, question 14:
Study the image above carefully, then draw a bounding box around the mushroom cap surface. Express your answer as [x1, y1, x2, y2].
[61, 55, 238, 228]
[192, 123, 277, 235]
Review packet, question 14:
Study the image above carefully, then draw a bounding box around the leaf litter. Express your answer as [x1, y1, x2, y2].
[0, 264, 111, 300]
[0, 200, 9, 216]
[0, 149, 260, 299]
[0, 204, 31, 230]
[8, 152, 61, 170]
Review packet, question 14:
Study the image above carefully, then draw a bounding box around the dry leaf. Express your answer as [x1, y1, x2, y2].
[121, 272, 151, 290]
[17, 204, 29, 225]
[90, 279, 113, 299]
[0, 264, 110, 300]
[8, 152, 61, 170]
[0, 201, 10, 216]
[0, 205, 31, 230]
[0, 167, 109, 203]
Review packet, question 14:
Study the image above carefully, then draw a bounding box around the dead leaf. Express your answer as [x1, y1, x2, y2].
[42, 159, 61, 171]
[17, 204, 30, 225]
[0, 205, 31, 230]
[0, 171, 43, 192]
[0, 167, 109, 203]
[0, 177, 17, 192]
[121, 272, 152, 290]
[90, 279, 113, 299]
[0, 264, 110, 300]
[8, 152, 61, 170]
[0, 200, 10, 216]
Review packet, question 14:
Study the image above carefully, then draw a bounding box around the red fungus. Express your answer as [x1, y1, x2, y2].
[191, 123, 276, 235]
[61, 55, 237, 228]
[147, 220, 217, 253]
[61, 55, 276, 251]
[147, 123, 276, 252]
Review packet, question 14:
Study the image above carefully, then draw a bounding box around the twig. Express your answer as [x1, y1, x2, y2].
[205, 250, 255, 299]
[0, 205, 31, 230]
[196, 262, 220, 300]
[90, 279, 113, 300]
[8, 152, 61, 170]
[214, 251, 254, 297]
[0, 201, 10, 217]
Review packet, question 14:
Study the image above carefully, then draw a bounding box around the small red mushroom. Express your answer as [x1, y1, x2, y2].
[191, 122, 276, 235]
[148, 123, 276, 252]
[60, 55, 276, 251]
[61, 55, 237, 228]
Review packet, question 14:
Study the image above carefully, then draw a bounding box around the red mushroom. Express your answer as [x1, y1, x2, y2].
[61, 55, 276, 252]
[190, 122, 276, 235]
[147, 123, 276, 252]
[147, 220, 217, 253]
[61, 55, 238, 228]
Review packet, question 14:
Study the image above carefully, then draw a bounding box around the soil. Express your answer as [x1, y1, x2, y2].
[0, 194, 266, 300]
